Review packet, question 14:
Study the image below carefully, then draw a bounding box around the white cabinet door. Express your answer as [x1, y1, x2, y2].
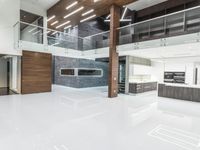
[132, 64, 152, 75]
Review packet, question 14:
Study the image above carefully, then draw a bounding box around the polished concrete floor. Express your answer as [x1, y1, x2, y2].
[0, 85, 200, 150]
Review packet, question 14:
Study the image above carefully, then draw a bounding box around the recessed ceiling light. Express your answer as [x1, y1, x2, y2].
[64, 25, 72, 30]
[51, 21, 58, 26]
[82, 9, 94, 16]
[66, 1, 78, 10]
[47, 15, 55, 22]
[56, 21, 71, 29]
[64, 6, 84, 19]
[80, 14, 96, 23]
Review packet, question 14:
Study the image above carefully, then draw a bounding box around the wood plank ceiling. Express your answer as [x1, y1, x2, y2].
[47, 0, 137, 31]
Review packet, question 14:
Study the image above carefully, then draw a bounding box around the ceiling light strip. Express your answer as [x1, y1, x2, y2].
[51, 21, 59, 26]
[64, 25, 72, 30]
[80, 14, 96, 23]
[104, 19, 132, 22]
[56, 21, 71, 29]
[64, 6, 84, 19]
[66, 1, 78, 10]
[106, 14, 111, 19]
[82, 9, 94, 16]
[121, 7, 128, 19]
[47, 15, 56, 22]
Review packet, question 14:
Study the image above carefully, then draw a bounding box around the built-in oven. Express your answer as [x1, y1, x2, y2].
[164, 72, 174, 83]
[164, 72, 185, 83]
[173, 72, 185, 83]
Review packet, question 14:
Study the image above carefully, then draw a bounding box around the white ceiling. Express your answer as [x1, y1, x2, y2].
[127, 0, 168, 11]
[21, 0, 59, 10]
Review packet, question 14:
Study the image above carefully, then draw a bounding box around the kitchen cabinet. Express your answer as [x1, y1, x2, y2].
[129, 82, 157, 94]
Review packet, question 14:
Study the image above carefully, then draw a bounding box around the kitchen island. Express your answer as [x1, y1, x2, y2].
[129, 82, 157, 94]
[158, 83, 200, 102]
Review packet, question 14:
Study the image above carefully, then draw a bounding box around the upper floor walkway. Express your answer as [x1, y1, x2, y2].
[13, 5, 200, 58]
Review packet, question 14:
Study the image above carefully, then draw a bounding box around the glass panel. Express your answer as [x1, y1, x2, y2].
[20, 23, 44, 44]
[119, 26, 133, 45]
[186, 7, 200, 32]
[166, 12, 184, 35]
[47, 30, 83, 50]
[83, 31, 110, 50]
[78, 69, 102, 77]
[60, 69, 75, 76]
[150, 18, 165, 38]
[134, 21, 150, 41]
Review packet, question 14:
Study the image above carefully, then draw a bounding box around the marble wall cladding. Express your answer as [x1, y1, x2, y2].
[53, 56, 108, 88]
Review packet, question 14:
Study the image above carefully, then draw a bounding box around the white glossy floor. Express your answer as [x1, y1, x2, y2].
[0, 85, 200, 150]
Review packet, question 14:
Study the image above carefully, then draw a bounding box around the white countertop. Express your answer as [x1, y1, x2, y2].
[129, 81, 158, 84]
[160, 83, 200, 89]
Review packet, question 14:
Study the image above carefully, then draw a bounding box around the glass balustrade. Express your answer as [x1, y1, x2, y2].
[117, 6, 200, 47]
[83, 31, 110, 51]
[13, 5, 200, 52]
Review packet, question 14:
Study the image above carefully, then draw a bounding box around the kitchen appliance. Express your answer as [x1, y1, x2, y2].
[164, 72, 185, 83]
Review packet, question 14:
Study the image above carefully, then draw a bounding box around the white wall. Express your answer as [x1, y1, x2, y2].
[151, 61, 165, 83]
[0, 0, 20, 55]
[0, 58, 7, 88]
[20, 1, 46, 17]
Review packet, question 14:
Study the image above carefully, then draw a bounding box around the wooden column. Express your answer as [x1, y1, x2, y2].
[108, 5, 120, 98]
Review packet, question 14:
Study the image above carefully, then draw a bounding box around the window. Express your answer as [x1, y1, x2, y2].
[60, 69, 75, 76]
[78, 69, 103, 77]
[60, 68, 103, 77]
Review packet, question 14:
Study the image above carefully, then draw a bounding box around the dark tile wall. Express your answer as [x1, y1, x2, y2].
[53, 56, 108, 88]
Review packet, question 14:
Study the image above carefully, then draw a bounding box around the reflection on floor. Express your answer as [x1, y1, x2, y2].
[0, 87, 16, 96]
[0, 85, 200, 150]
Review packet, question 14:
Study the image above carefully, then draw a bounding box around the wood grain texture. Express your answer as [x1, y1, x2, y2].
[108, 5, 120, 98]
[21, 51, 52, 94]
[158, 84, 200, 102]
[47, 0, 137, 31]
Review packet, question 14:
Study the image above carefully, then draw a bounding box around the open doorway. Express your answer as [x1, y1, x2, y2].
[0, 55, 21, 96]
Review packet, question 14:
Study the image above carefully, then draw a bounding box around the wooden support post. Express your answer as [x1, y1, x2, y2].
[108, 5, 120, 98]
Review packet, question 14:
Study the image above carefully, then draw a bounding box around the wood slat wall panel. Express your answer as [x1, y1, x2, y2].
[21, 51, 52, 94]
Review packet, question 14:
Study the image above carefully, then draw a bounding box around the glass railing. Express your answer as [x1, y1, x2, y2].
[13, 5, 200, 52]
[13, 21, 90, 51]
[118, 5, 200, 45]
[82, 31, 110, 51]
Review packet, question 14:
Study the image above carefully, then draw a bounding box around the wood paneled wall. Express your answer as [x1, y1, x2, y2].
[21, 51, 52, 94]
